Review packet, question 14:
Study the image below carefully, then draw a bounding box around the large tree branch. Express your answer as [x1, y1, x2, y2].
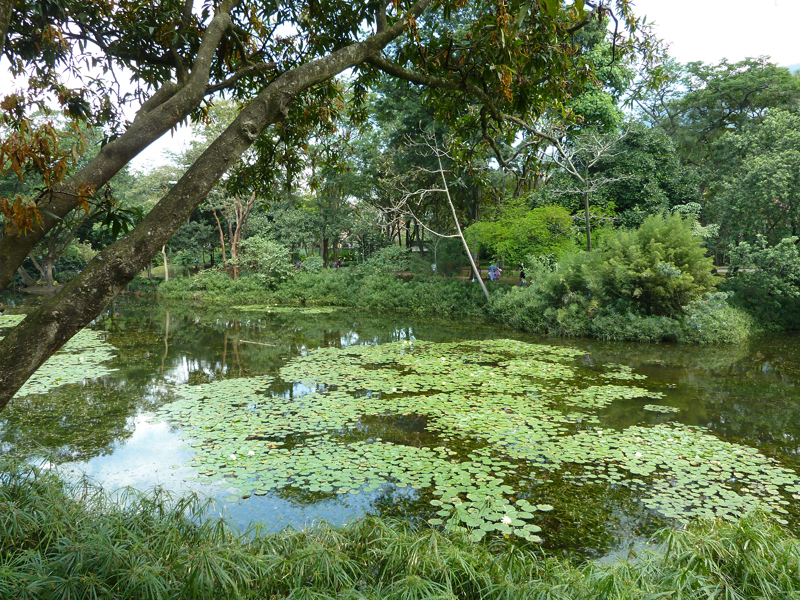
[366, 54, 503, 123]
[0, 0, 433, 408]
[0, 0, 241, 290]
[0, 0, 13, 55]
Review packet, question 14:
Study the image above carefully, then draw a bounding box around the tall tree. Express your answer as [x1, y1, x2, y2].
[636, 57, 800, 190]
[709, 110, 800, 246]
[0, 0, 655, 408]
[585, 122, 700, 226]
[530, 126, 629, 251]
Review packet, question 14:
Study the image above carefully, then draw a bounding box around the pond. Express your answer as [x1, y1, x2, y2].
[2, 297, 800, 559]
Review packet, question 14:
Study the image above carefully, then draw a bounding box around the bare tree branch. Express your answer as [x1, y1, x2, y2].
[205, 61, 279, 94]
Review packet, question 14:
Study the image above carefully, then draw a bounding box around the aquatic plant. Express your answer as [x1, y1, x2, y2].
[153, 337, 800, 541]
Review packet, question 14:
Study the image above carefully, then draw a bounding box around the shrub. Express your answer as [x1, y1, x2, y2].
[676, 292, 756, 344]
[184, 267, 231, 292]
[489, 285, 553, 334]
[589, 213, 718, 316]
[301, 255, 324, 273]
[590, 310, 678, 342]
[236, 236, 295, 288]
[490, 217, 742, 343]
[464, 202, 576, 265]
[361, 245, 411, 273]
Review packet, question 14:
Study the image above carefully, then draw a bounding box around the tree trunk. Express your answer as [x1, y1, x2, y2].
[0, 0, 432, 409]
[0, 0, 13, 56]
[28, 254, 46, 284]
[434, 153, 489, 301]
[584, 165, 592, 252]
[45, 256, 55, 288]
[213, 209, 227, 263]
[16, 266, 35, 287]
[162, 246, 169, 282]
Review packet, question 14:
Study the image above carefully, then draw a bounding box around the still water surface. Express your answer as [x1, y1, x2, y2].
[2, 298, 799, 558]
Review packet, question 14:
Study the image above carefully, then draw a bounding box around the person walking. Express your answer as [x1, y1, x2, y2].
[519, 263, 526, 287]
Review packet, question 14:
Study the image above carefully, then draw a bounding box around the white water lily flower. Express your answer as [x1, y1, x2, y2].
[635, 452, 643, 458]
[392, 387, 397, 392]
[501, 515, 512, 525]
[248, 450, 255, 455]
[230, 454, 237, 460]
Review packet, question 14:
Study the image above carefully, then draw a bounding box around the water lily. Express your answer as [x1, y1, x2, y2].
[501, 515, 512, 525]
[230, 454, 237, 460]
[248, 450, 255, 455]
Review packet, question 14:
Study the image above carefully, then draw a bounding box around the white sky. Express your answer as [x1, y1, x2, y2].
[631, 0, 800, 67]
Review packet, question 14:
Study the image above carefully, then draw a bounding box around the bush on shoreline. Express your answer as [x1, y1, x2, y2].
[2, 459, 799, 600]
[160, 266, 492, 319]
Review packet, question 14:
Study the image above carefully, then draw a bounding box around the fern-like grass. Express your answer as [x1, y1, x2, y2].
[2, 459, 800, 599]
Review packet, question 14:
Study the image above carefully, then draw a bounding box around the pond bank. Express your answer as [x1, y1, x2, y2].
[157, 268, 759, 344]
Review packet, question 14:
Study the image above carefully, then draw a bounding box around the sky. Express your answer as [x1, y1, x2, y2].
[631, 0, 800, 67]
[131, 0, 800, 171]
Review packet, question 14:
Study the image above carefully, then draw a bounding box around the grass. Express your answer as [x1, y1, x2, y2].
[2, 458, 800, 599]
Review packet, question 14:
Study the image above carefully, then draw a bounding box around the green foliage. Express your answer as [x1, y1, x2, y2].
[710, 110, 800, 246]
[162, 216, 731, 342]
[640, 58, 800, 184]
[723, 236, 800, 329]
[353, 274, 488, 317]
[362, 245, 411, 273]
[589, 309, 678, 343]
[3, 459, 800, 600]
[160, 269, 273, 305]
[237, 236, 295, 288]
[433, 238, 472, 276]
[464, 203, 575, 264]
[160, 263, 489, 319]
[589, 123, 701, 226]
[676, 292, 756, 344]
[489, 215, 733, 343]
[588, 213, 717, 316]
[301, 255, 324, 273]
